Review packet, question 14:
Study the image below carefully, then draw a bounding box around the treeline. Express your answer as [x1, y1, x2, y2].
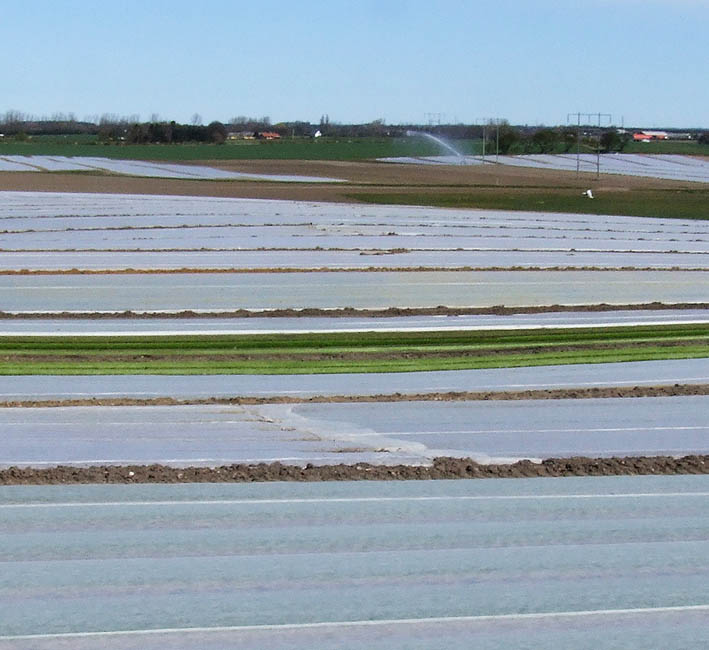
[398, 124, 708, 154]
[394, 123, 630, 154]
[0, 111, 232, 144]
[101, 121, 229, 144]
[0, 111, 97, 136]
[1, 110, 707, 151]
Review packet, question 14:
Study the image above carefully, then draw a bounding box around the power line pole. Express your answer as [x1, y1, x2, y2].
[567, 112, 612, 179]
[477, 118, 504, 163]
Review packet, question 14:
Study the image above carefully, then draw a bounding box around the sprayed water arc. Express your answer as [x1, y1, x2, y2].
[405, 130, 465, 158]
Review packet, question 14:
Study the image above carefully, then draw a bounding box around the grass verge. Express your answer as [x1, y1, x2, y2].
[348, 188, 709, 220]
[1, 324, 706, 375]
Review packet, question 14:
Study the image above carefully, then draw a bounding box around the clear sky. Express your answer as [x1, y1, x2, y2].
[3, 0, 707, 128]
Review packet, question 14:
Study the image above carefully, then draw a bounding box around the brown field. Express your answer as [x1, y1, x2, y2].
[0, 158, 700, 204]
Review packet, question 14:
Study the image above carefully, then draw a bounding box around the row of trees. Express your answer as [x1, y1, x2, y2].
[1, 111, 97, 135]
[102, 121, 229, 145]
[395, 123, 633, 155]
[301, 121, 635, 154]
[2, 110, 707, 150]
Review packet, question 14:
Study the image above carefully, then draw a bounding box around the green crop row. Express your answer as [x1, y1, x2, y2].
[1, 325, 706, 375]
[2, 324, 706, 352]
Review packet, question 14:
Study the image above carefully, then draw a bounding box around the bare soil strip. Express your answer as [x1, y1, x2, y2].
[2, 383, 707, 409]
[2, 302, 708, 319]
[2, 454, 707, 485]
[1, 267, 707, 276]
[4, 339, 704, 365]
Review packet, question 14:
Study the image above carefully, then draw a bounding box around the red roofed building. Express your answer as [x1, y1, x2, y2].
[633, 131, 669, 141]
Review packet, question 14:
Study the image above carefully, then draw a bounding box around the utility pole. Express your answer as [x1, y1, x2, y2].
[477, 118, 504, 164]
[567, 112, 612, 179]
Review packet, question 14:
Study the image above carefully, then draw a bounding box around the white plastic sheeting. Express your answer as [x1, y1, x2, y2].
[381, 153, 709, 183]
[1, 191, 707, 270]
[0, 155, 343, 182]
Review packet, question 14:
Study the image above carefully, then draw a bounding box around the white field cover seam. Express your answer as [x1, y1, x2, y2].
[3, 492, 709, 509]
[2, 605, 708, 640]
[347, 426, 709, 436]
[2, 319, 709, 336]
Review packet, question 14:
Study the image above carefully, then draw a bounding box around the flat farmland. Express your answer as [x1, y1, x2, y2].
[3, 271, 708, 312]
[2, 309, 708, 336]
[0, 170, 708, 480]
[1, 358, 707, 402]
[3, 477, 708, 649]
[4, 396, 708, 468]
[2, 324, 708, 375]
[2, 166, 708, 649]
[1, 191, 707, 273]
[1, 154, 708, 220]
[0, 155, 343, 182]
[381, 153, 709, 184]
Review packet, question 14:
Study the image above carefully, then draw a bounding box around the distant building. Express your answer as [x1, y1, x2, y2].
[228, 130, 281, 141]
[633, 130, 669, 142]
[227, 131, 256, 140]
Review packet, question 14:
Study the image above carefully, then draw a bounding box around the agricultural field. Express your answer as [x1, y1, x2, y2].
[1, 149, 708, 222]
[1, 151, 708, 650]
[381, 153, 709, 184]
[355, 186, 709, 220]
[0, 137, 464, 161]
[0, 175, 707, 480]
[1, 134, 707, 160]
[3, 325, 708, 375]
[0, 155, 342, 182]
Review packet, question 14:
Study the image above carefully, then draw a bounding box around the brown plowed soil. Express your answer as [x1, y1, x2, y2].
[1, 302, 707, 319]
[2, 383, 708, 409]
[2, 455, 707, 485]
[0, 158, 700, 204]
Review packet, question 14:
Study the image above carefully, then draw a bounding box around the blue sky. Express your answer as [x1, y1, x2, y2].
[3, 0, 707, 127]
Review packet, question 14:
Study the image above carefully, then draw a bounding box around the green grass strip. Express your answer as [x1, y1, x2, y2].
[348, 188, 709, 220]
[0, 324, 706, 375]
[1, 347, 706, 375]
[2, 324, 706, 352]
[0, 137, 477, 162]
